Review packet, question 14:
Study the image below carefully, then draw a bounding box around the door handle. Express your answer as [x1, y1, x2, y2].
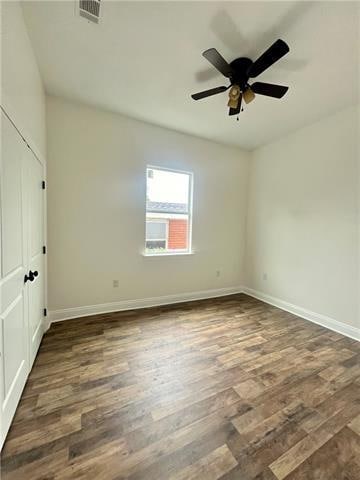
[24, 270, 38, 283]
[24, 272, 33, 283]
[31, 270, 39, 279]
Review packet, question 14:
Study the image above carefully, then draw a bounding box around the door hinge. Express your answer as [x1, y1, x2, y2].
[43, 308, 47, 317]
[42, 180, 46, 189]
[43, 245, 47, 254]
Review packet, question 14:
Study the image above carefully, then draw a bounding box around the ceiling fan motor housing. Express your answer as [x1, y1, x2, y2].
[229, 57, 253, 90]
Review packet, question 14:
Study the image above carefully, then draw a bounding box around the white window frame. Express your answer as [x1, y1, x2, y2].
[144, 165, 194, 256]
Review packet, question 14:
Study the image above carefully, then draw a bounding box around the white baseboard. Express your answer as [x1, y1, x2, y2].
[43, 318, 51, 333]
[49, 286, 244, 323]
[48, 285, 359, 342]
[243, 287, 360, 342]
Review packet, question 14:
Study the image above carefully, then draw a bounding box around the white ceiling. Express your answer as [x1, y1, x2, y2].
[22, 1, 359, 150]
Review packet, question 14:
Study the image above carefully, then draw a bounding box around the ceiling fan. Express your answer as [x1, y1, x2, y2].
[191, 39, 290, 117]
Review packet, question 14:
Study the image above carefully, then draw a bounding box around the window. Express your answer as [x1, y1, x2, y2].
[145, 166, 193, 255]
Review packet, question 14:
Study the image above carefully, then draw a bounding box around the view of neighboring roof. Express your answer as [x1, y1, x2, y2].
[146, 201, 188, 214]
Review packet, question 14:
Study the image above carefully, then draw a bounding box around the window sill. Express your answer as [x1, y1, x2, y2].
[142, 251, 194, 257]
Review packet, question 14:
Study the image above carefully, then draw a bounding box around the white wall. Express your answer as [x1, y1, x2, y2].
[245, 106, 359, 330]
[46, 96, 249, 312]
[1, 1, 46, 159]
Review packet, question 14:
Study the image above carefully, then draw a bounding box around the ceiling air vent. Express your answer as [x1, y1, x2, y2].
[79, 0, 101, 24]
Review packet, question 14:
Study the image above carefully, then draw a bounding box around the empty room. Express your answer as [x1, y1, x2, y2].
[0, 0, 359, 479]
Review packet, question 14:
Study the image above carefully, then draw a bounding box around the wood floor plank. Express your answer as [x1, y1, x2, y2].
[283, 427, 360, 480]
[233, 378, 266, 399]
[127, 389, 247, 453]
[3, 410, 82, 457]
[339, 457, 360, 480]
[168, 444, 238, 480]
[1, 294, 359, 480]
[3, 448, 69, 480]
[348, 413, 360, 436]
[269, 402, 360, 480]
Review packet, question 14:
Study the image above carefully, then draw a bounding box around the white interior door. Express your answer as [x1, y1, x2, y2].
[0, 112, 46, 448]
[26, 148, 45, 366]
[0, 113, 30, 446]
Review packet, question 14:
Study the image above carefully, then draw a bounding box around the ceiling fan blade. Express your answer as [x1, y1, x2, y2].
[229, 93, 242, 116]
[243, 88, 255, 104]
[247, 39, 289, 78]
[202, 48, 233, 78]
[251, 82, 289, 98]
[191, 86, 228, 100]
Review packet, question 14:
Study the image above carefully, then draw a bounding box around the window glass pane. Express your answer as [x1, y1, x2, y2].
[146, 240, 166, 250]
[168, 218, 188, 250]
[147, 169, 189, 208]
[146, 221, 166, 240]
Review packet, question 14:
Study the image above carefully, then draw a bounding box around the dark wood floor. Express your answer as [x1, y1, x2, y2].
[1, 294, 360, 479]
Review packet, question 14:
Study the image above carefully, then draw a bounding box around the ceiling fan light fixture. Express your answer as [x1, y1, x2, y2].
[228, 85, 241, 108]
[243, 88, 255, 104]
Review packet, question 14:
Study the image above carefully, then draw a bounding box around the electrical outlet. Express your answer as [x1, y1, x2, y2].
[263, 273, 268, 281]
[216, 270, 221, 278]
[113, 280, 119, 288]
